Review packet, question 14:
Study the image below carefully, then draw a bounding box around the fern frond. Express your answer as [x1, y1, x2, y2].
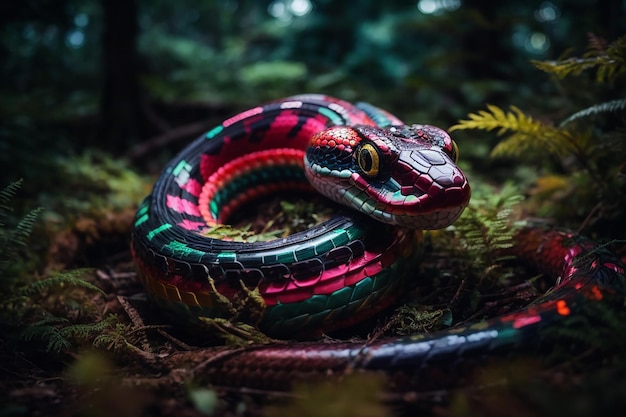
[598, 35, 626, 82]
[92, 322, 131, 350]
[0, 180, 43, 277]
[12, 207, 44, 247]
[532, 57, 610, 79]
[61, 314, 119, 344]
[18, 268, 102, 297]
[531, 35, 626, 82]
[19, 316, 72, 351]
[450, 105, 529, 134]
[450, 105, 573, 157]
[560, 98, 626, 127]
[0, 206, 43, 274]
[0, 179, 23, 210]
[453, 188, 523, 277]
[20, 314, 120, 352]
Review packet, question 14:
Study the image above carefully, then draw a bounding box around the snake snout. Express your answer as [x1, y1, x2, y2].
[350, 125, 470, 229]
[395, 147, 470, 211]
[305, 125, 470, 229]
[361, 150, 470, 229]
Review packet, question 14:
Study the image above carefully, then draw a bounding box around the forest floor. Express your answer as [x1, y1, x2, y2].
[2, 191, 626, 417]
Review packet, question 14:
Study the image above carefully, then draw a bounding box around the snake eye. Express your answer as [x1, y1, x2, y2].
[357, 143, 380, 177]
[449, 140, 460, 163]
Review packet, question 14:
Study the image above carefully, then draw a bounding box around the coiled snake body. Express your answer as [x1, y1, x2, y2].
[131, 95, 624, 390]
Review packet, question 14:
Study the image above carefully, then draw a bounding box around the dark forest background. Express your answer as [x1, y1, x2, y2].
[1, 1, 626, 416]
[2, 0, 623, 177]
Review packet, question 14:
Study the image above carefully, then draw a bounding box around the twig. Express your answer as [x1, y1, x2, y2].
[117, 295, 151, 352]
[156, 328, 196, 351]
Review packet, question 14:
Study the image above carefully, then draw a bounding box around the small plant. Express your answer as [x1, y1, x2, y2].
[0, 179, 43, 279]
[453, 186, 524, 280]
[0, 180, 124, 353]
[450, 34, 626, 234]
[19, 313, 120, 352]
[531, 34, 626, 82]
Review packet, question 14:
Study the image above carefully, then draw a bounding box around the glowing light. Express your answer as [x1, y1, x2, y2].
[74, 13, 89, 27]
[66, 30, 84, 48]
[268, 1, 289, 20]
[289, 0, 312, 16]
[589, 285, 603, 301]
[418, 0, 437, 14]
[268, 0, 312, 22]
[417, 0, 461, 15]
[526, 32, 550, 54]
[535, 1, 560, 23]
[556, 299, 571, 316]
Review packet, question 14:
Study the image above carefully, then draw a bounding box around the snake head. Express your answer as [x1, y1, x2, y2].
[304, 124, 470, 229]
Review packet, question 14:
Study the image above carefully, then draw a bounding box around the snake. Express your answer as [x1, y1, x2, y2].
[131, 94, 625, 391]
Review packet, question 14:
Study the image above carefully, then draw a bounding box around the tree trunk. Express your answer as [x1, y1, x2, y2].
[100, 0, 142, 151]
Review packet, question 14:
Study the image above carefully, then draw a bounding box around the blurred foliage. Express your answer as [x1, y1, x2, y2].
[452, 34, 626, 235]
[0, 182, 117, 356]
[2, 0, 624, 224]
[0, 180, 43, 278]
[1, 1, 626, 416]
[453, 185, 523, 278]
[2, 1, 624, 137]
[265, 374, 390, 417]
[532, 34, 626, 82]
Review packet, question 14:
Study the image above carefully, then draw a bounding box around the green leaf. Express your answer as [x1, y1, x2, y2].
[451, 105, 574, 158]
[531, 34, 626, 82]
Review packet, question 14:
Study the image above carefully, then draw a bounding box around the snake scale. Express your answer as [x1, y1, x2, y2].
[131, 94, 625, 391]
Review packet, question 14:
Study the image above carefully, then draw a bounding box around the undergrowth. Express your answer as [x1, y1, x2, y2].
[0, 179, 43, 278]
[453, 184, 523, 279]
[1, 33, 624, 417]
[441, 34, 626, 416]
[450, 34, 626, 236]
[0, 180, 129, 355]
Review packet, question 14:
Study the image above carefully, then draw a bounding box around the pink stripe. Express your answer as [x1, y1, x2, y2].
[181, 178, 202, 197]
[166, 195, 201, 216]
[181, 199, 201, 216]
[223, 106, 263, 127]
[178, 219, 206, 230]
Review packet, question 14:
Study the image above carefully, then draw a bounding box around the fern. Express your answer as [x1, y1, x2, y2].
[0, 179, 43, 276]
[0, 179, 23, 213]
[531, 34, 626, 82]
[92, 322, 135, 352]
[453, 186, 523, 278]
[19, 316, 72, 351]
[20, 314, 120, 352]
[452, 35, 626, 233]
[449, 105, 576, 158]
[3, 268, 103, 319]
[560, 98, 626, 127]
[0, 181, 128, 356]
[17, 268, 103, 298]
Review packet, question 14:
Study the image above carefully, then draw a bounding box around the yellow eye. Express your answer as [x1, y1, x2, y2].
[357, 143, 380, 177]
[450, 140, 459, 163]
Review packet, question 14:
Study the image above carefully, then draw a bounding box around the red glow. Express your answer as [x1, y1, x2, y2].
[513, 315, 541, 328]
[556, 299, 571, 316]
[589, 285, 603, 301]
